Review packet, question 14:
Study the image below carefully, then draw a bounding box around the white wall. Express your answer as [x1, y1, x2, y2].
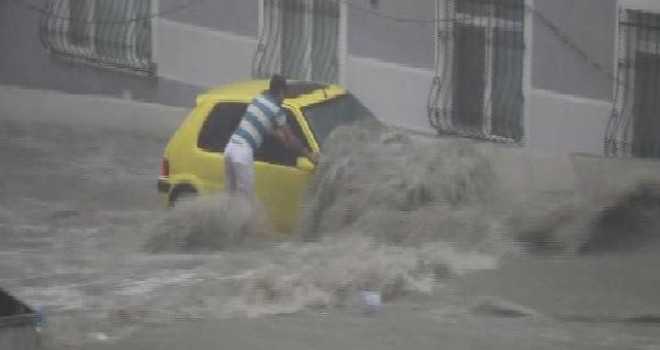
[155, 19, 256, 88]
[526, 89, 612, 155]
[345, 56, 436, 134]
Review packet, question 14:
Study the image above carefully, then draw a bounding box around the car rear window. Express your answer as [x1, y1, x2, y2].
[197, 102, 247, 153]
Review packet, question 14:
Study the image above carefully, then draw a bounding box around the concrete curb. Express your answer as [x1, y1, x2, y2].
[570, 153, 660, 201]
[0, 85, 189, 140]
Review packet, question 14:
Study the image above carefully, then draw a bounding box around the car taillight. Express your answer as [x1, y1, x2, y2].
[161, 159, 169, 178]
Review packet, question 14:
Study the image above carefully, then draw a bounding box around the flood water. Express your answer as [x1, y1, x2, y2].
[1, 118, 659, 349]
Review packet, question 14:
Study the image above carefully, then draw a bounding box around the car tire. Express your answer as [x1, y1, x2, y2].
[169, 185, 198, 208]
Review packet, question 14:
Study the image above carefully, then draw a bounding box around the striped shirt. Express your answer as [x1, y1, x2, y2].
[230, 94, 286, 150]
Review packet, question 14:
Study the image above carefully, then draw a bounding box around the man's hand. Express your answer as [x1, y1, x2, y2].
[306, 151, 320, 165]
[276, 125, 320, 165]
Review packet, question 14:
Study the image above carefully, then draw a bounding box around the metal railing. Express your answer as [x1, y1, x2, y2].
[39, 0, 155, 74]
[252, 0, 341, 84]
[606, 9, 660, 158]
[427, 0, 525, 143]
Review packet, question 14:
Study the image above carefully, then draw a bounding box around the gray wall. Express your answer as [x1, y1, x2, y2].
[531, 0, 617, 101]
[0, 0, 59, 89]
[347, 0, 435, 69]
[161, 0, 258, 37]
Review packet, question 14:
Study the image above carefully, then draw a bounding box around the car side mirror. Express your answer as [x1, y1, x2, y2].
[296, 157, 315, 171]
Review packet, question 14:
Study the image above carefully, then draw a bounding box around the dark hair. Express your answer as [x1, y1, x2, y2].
[269, 74, 288, 96]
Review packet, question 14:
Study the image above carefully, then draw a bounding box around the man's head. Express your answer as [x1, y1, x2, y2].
[269, 74, 288, 102]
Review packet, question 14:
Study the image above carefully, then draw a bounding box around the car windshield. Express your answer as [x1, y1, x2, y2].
[302, 93, 376, 149]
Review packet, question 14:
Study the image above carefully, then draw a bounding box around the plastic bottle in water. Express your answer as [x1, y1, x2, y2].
[35, 308, 45, 332]
[359, 291, 381, 316]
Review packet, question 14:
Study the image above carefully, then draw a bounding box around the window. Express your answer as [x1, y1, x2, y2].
[68, 0, 90, 47]
[199, 103, 308, 167]
[253, 0, 346, 84]
[606, 9, 660, 158]
[255, 110, 310, 166]
[427, 0, 525, 142]
[40, 0, 154, 72]
[93, 0, 147, 63]
[197, 103, 247, 153]
[302, 94, 376, 148]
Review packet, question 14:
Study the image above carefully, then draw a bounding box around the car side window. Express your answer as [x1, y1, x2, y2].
[254, 109, 310, 167]
[197, 102, 247, 153]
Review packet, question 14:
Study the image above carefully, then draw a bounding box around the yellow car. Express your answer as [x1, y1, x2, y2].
[157, 79, 376, 233]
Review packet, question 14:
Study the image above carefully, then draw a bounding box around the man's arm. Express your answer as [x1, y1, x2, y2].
[274, 125, 319, 165]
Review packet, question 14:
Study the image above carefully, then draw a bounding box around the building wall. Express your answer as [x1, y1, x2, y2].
[0, 0, 201, 107]
[346, 57, 435, 133]
[156, 19, 257, 88]
[344, 0, 436, 132]
[346, 0, 436, 70]
[0, 0, 51, 89]
[531, 0, 617, 102]
[160, 0, 259, 37]
[7, 0, 655, 156]
[527, 89, 612, 154]
[155, 0, 437, 132]
[526, 0, 660, 154]
[526, 0, 617, 154]
[157, 0, 648, 148]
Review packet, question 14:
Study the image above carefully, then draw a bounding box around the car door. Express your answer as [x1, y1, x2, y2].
[253, 108, 315, 233]
[194, 101, 247, 194]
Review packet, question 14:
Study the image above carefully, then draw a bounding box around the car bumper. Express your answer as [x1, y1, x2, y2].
[157, 178, 171, 193]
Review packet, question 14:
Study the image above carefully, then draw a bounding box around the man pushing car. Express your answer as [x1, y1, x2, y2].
[224, 74, 320, 199]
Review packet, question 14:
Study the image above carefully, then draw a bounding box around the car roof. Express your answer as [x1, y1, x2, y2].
[197, 79, 347, 107]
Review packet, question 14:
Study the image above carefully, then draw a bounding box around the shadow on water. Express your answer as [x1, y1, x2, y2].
[580, 182, 660, 254]
[506, 182, 660, 256]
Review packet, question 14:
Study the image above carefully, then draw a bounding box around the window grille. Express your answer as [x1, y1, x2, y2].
[427, 0, 525, 142]
[606, 9, 660, 158]
[39, 0, 155, 74]
[253, 0, 342, 84]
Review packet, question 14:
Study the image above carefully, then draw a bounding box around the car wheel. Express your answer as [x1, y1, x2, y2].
[169, 185, 198, 208]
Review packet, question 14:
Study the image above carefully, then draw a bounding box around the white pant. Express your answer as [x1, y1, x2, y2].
[224, 140, 254, 199]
